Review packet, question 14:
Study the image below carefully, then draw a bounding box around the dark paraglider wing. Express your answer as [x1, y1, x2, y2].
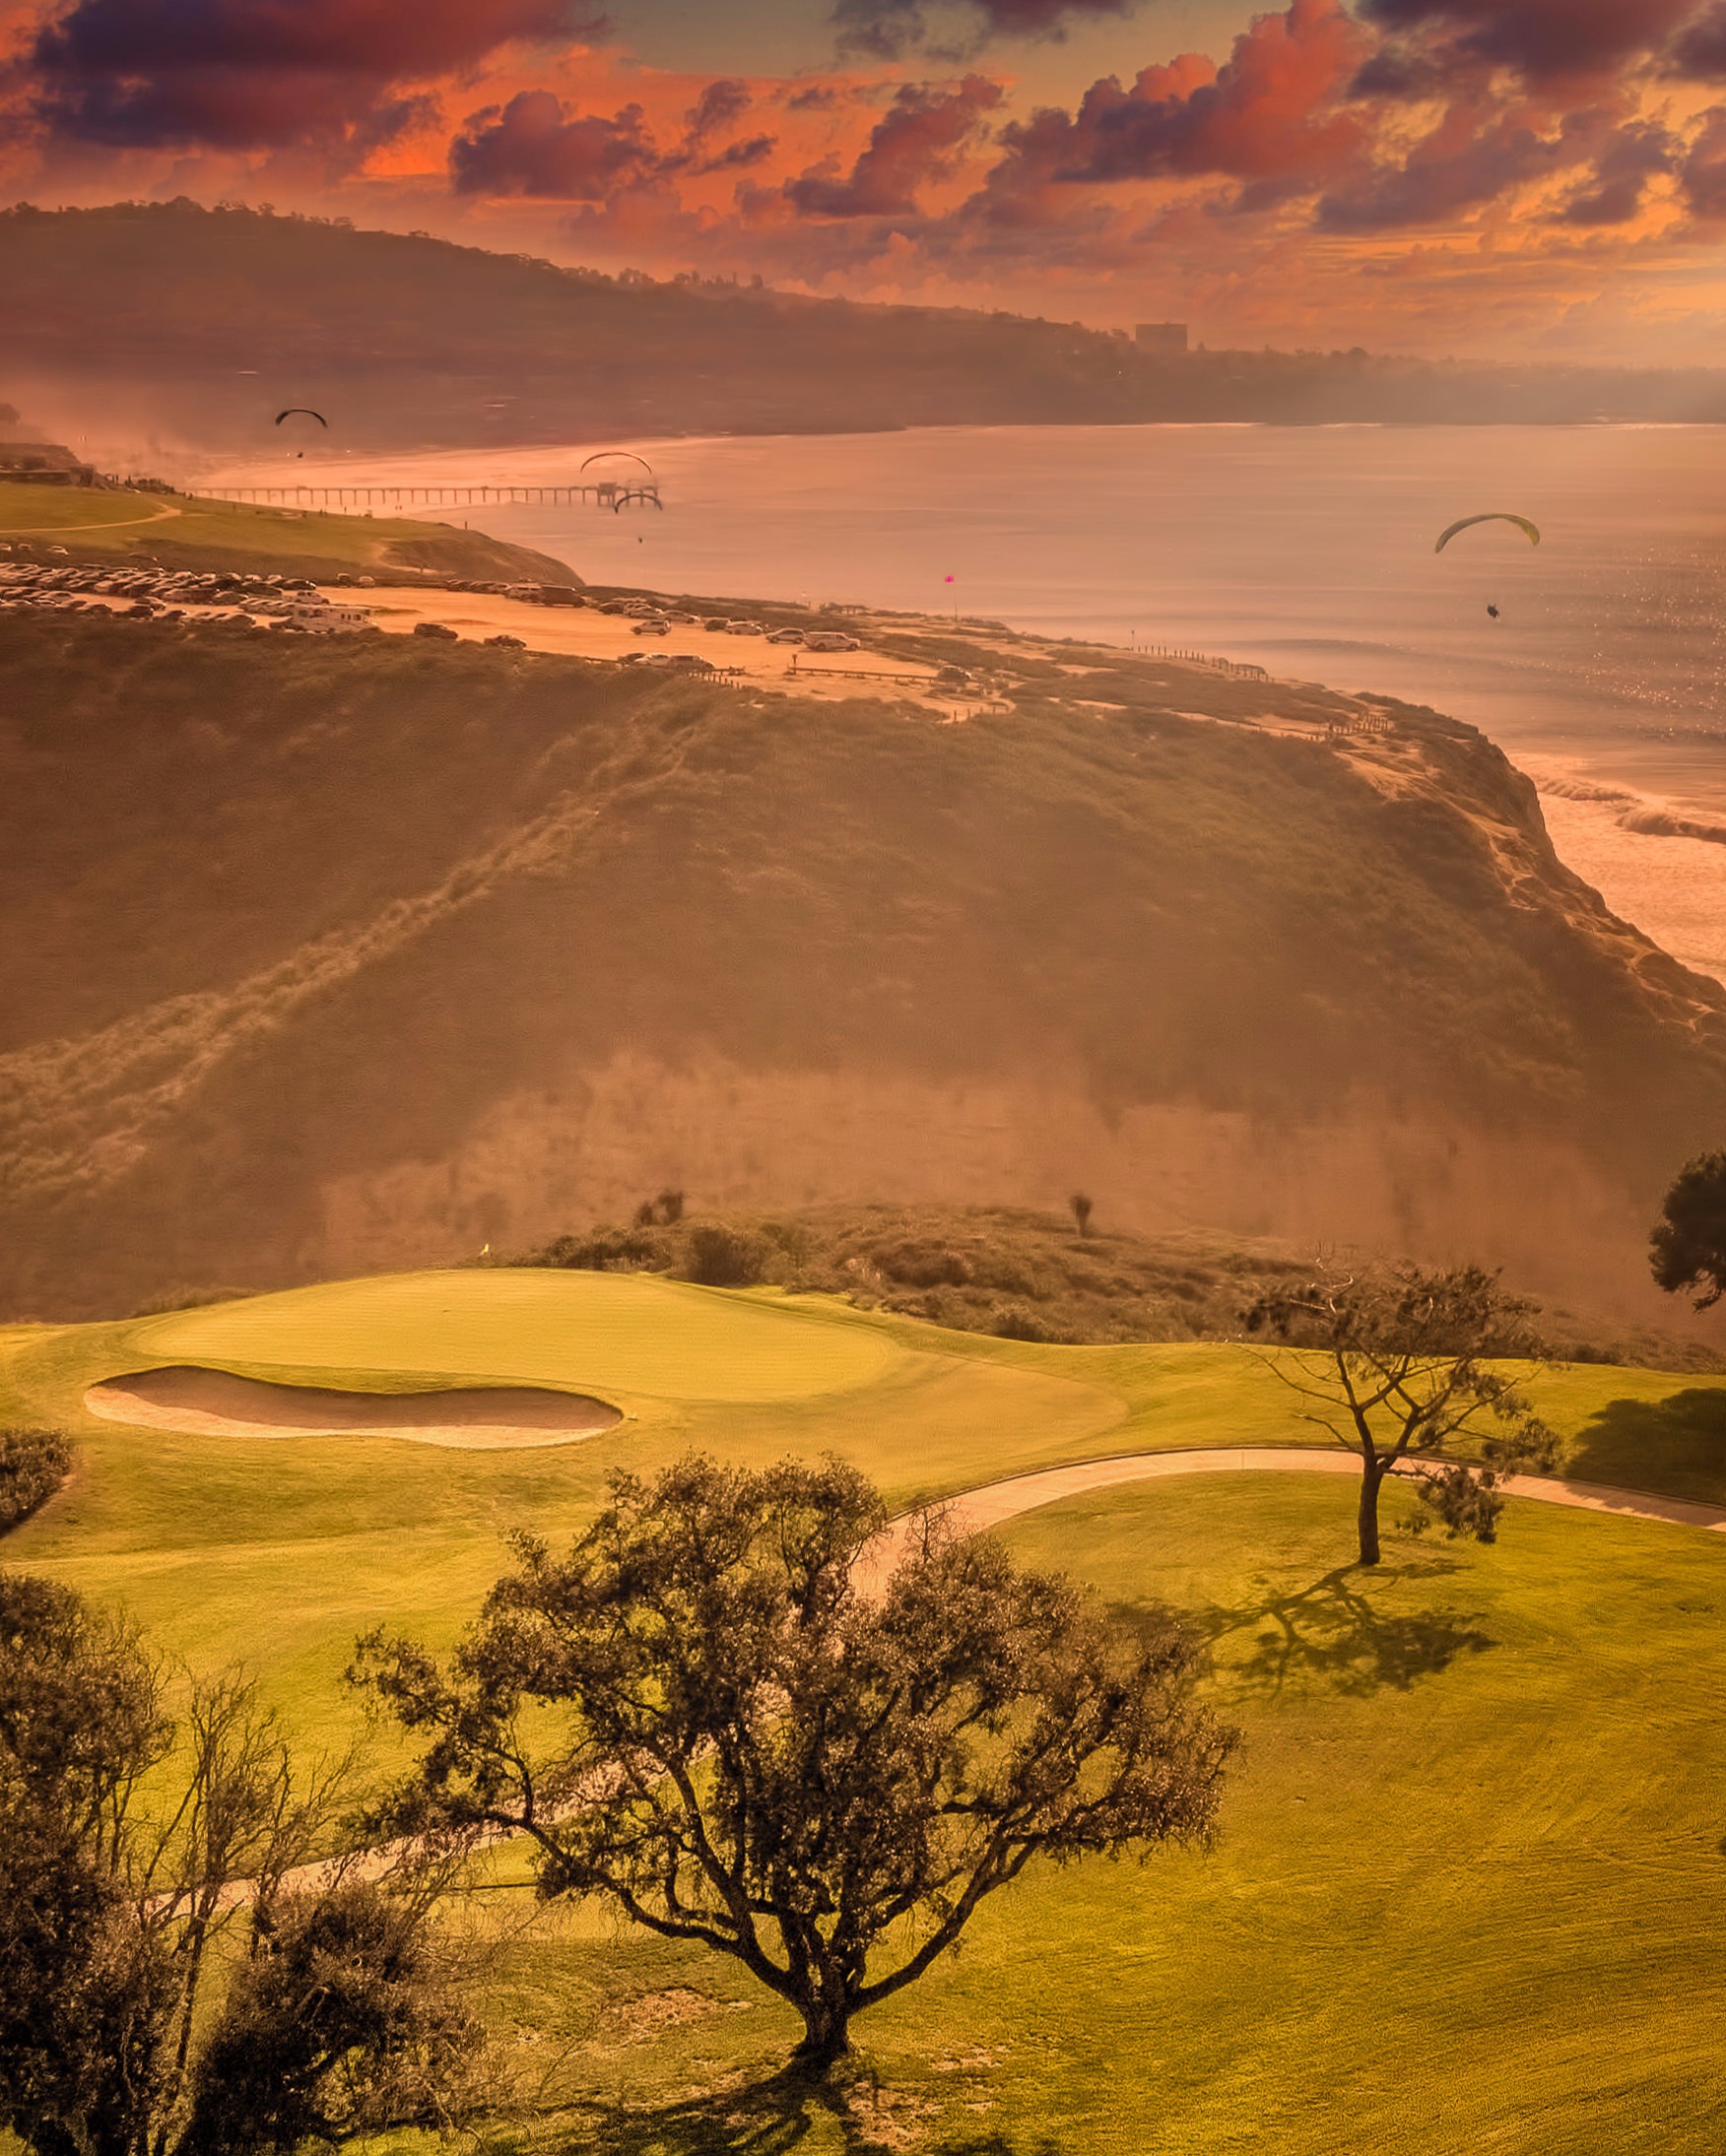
[1434, 512, 1540, 555]
[275, 408, 329, 426]
[581, 449, 654, 476]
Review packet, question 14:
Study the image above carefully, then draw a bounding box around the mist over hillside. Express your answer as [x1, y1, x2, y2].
[2, 600, 1721, 1319]
[8, 202, 1726, 455]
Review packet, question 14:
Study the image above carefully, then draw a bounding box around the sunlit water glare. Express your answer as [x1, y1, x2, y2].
[213, 423, 1726, 983]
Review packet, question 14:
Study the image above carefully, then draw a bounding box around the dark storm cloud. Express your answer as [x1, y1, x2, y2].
[1666, 2, 1726, 79]
[785, 74, 1002, 215]
[1557, 121, 1676, 225]
[1354, 0, 1695, 82]
[1680, 104, 1726, 215]
[450, 78, 774, 198]
[1316, 109, 1583, 229]
[25, 0, 607, 149]
[684, 78, 753, 145]
[450, 89, 656, 197]
[831, 0, 1137, 62]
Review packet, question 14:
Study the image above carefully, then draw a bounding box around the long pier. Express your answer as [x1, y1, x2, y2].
[194, 482, 660, 510]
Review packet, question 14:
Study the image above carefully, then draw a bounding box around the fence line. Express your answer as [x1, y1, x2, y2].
[1137, 641, 1270, 681]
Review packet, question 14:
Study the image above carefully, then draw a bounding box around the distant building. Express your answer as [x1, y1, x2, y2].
[0, 441, 100, 487]
[1134, 323, 1188, 357]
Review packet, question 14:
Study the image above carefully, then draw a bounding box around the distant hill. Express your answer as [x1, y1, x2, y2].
[3, 598, 1723, 1320]
[6, 201, 1726, 452]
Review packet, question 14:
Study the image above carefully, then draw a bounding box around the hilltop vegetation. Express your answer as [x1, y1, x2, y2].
[2, 600, 1724, 1318]
[518, 1200, 1721, 1368]
[8, 201, 1726, 449]
[0, 478, 578, 583]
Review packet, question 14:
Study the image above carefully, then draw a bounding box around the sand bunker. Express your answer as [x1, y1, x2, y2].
[85, 1366, 621, 1450]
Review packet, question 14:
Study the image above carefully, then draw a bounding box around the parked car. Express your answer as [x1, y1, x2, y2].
[413, 621, 459, 640]
[767, 628, 806, 645]
[702, 617, 731, 631]
[632, 618, 671, 636]
[485, 633, 525, 648]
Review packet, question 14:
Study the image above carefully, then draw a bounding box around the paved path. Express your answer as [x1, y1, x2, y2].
[862, 1448, 1726, 1582]
[925, 1446, 1726, 1540]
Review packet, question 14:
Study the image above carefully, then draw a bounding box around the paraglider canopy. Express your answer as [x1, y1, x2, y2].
[275, 408, 328, 426]
[1434, 512, 1539, 555]
[581, 449, 653, 477]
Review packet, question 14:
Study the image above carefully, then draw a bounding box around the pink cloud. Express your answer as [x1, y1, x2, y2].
[785, 74, 1003, 215]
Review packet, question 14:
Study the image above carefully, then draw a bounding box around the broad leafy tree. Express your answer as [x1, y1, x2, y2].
[1650, 1150, 1726, 1309]
[1245, 1264, 1555, 1566]
[355, 1456, 1235, 2070]
[0, 1571, 477, 2156]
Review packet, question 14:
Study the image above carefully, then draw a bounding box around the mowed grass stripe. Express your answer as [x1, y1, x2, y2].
[135, 1270, 904, 1404]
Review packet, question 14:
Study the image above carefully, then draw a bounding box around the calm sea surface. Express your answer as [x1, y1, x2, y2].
[213, 424, 1726, 981]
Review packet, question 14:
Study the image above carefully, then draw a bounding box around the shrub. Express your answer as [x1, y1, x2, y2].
[990, 1303, 1057, 1343]
[535, 1224, 671, 1272]
[869, 1238, 972, 1289]
[0, 1427, 72, 1534]
[681, 1223, 778, 1288]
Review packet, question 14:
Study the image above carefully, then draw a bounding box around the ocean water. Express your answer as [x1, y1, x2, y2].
[211, 424, 1726, 982]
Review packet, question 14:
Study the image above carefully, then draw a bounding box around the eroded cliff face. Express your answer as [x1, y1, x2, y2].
[307, 1054, 1645, 1310]
[3, 607, 1722, 1317]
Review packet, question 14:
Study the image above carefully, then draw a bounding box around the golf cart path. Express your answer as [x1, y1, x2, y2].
[238, 1443, 1726, 1909]
[924, 1446, 1726, 1540]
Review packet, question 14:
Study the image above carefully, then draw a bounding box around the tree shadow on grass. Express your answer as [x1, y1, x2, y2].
[561, 2064, 1061, 2156]
[1562, 1390, 1726, 1507]
[1182, 1559, 1494, 1699]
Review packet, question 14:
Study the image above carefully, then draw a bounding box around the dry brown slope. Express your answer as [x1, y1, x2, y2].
[2, 608, 1722, 1317]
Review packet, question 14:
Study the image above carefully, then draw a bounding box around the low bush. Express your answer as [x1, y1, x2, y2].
[683, 1223, 780, 1288]
[515, 1200, 1709, 1365]
[0, 1426, 72, 1533]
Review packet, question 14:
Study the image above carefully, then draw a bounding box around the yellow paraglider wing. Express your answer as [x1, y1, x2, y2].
[1434, 512, 1541, 555]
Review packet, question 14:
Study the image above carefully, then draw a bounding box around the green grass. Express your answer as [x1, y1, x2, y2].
[419, 1476, 1726, 2154]
[0, 480, 572, 582]
[8, 1274, 1726, 2150]
[134, 1270, 906, 1405]
[7, 1271, 1726, 1763]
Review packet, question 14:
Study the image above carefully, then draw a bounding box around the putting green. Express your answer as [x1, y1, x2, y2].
[133, 1269, 903, 1405]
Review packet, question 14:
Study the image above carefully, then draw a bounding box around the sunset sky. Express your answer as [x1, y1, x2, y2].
[6, 0, 1726, 359]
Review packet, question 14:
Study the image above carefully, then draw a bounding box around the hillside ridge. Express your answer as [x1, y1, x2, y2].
[3, 597, 1722, 1319]
[10, 201, 1726, 450]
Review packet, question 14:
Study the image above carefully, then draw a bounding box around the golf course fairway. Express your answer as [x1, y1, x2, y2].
[6, 1270, 1726, 2150]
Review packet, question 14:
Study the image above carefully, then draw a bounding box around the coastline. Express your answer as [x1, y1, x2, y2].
[196, 423, 1726, 992]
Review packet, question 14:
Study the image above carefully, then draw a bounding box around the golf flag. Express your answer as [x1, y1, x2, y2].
[944, 575, 955, 583]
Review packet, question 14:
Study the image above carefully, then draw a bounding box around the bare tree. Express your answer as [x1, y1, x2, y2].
[1244, 1263, 1555, 1566]
[355, 1456, 1235, 2071]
